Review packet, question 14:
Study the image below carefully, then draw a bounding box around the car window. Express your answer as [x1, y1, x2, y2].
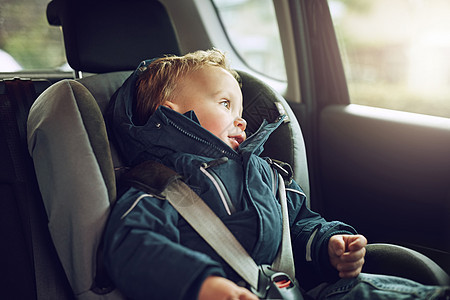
[0, 0, 69, 72]
[211, 0, 287, 82]
[329, 0, 450, 118]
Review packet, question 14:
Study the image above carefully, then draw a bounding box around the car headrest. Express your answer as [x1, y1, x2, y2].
[47, 0, 181, 73]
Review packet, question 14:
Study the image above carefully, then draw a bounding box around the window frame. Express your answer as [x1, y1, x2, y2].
[192, 0, 294, 99]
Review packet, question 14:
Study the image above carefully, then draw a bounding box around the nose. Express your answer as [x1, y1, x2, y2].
[234, 116, 247, 131]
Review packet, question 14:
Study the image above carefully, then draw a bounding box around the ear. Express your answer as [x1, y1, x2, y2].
[162, 100, 181, 112]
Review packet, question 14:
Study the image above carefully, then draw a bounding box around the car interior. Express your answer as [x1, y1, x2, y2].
[1, 0, 449, 299]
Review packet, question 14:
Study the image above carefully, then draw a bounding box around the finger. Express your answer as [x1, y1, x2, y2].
[347, 235, 367, 251]
[340, 247, 366, 263]
[337, 259, 365, 278]
[339, 259, 364, 278]
[329, 235, 345, 256]
[337, 258, 365, 272]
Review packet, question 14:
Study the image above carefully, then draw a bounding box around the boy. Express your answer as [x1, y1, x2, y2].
[104, 49, 448, 299]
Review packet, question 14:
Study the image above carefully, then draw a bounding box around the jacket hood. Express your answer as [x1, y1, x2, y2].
[107, 60, 285, 166]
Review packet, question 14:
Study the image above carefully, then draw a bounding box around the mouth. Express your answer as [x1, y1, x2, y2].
[228, 133, 245, 149]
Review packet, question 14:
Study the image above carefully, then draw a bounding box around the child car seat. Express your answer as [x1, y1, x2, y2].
[27, 0, 449, 298]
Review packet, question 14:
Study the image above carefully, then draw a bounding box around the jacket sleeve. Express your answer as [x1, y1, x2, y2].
[285, 180, 357, 289]
[103, 187, 226, 300]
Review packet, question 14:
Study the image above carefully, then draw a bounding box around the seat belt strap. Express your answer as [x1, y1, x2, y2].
[163, 179, 260, 289]
[271, 174, 295, 280]
[162, 174, 296, 289]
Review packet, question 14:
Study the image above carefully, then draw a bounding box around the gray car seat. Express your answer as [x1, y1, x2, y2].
[27, 0, 449, 299]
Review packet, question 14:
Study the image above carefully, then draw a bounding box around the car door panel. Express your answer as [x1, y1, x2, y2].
[318, 104, 450, 272]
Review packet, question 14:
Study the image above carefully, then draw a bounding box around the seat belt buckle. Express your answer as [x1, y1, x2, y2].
[251, 265, 304, 300]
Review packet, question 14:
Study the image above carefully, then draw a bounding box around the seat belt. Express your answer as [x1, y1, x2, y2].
[163, 179, 261, 289]
[164, 172, 296, 282]
[122, 160, 303, 299]
[271, 173, 295, 280]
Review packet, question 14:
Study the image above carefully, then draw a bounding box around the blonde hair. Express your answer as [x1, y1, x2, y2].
[135, 49, 240, 125]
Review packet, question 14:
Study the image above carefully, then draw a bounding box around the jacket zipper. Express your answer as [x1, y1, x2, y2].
[200, 157, 236, 215]
[167, 119, 239, 159]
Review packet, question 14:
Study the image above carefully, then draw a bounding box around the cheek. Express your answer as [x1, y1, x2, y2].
[204, 120, 227, 136]
[200, 114, 232, 136]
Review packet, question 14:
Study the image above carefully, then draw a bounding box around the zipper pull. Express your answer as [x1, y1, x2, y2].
[201, 157, 229, 169]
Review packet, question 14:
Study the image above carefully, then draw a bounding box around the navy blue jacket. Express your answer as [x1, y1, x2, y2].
[103, 63, 357, 300]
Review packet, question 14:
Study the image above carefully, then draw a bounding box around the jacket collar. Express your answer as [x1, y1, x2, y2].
[239, 114, 286, 157]
[124, 106, 285, 165]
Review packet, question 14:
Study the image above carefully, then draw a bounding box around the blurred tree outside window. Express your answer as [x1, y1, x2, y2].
[212, 0, 287, 82]
[0, 0, 68, 72]
[329, 0, 450, 118]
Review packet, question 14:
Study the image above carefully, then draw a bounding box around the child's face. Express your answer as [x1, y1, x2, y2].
[166, 66, 246, 150]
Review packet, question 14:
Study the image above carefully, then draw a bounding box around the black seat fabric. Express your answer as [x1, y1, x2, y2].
[365, 243, 450, 286]
[46, 0, 181, 73]
[0, 79, 73, 300]
[240, 71, 310, 200]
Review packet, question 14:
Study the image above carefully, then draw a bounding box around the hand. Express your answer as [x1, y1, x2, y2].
[328, 234, 367, 278]
[198, 276, 259, 300]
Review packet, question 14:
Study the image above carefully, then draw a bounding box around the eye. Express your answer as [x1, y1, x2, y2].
[220, 100, 231, 110]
